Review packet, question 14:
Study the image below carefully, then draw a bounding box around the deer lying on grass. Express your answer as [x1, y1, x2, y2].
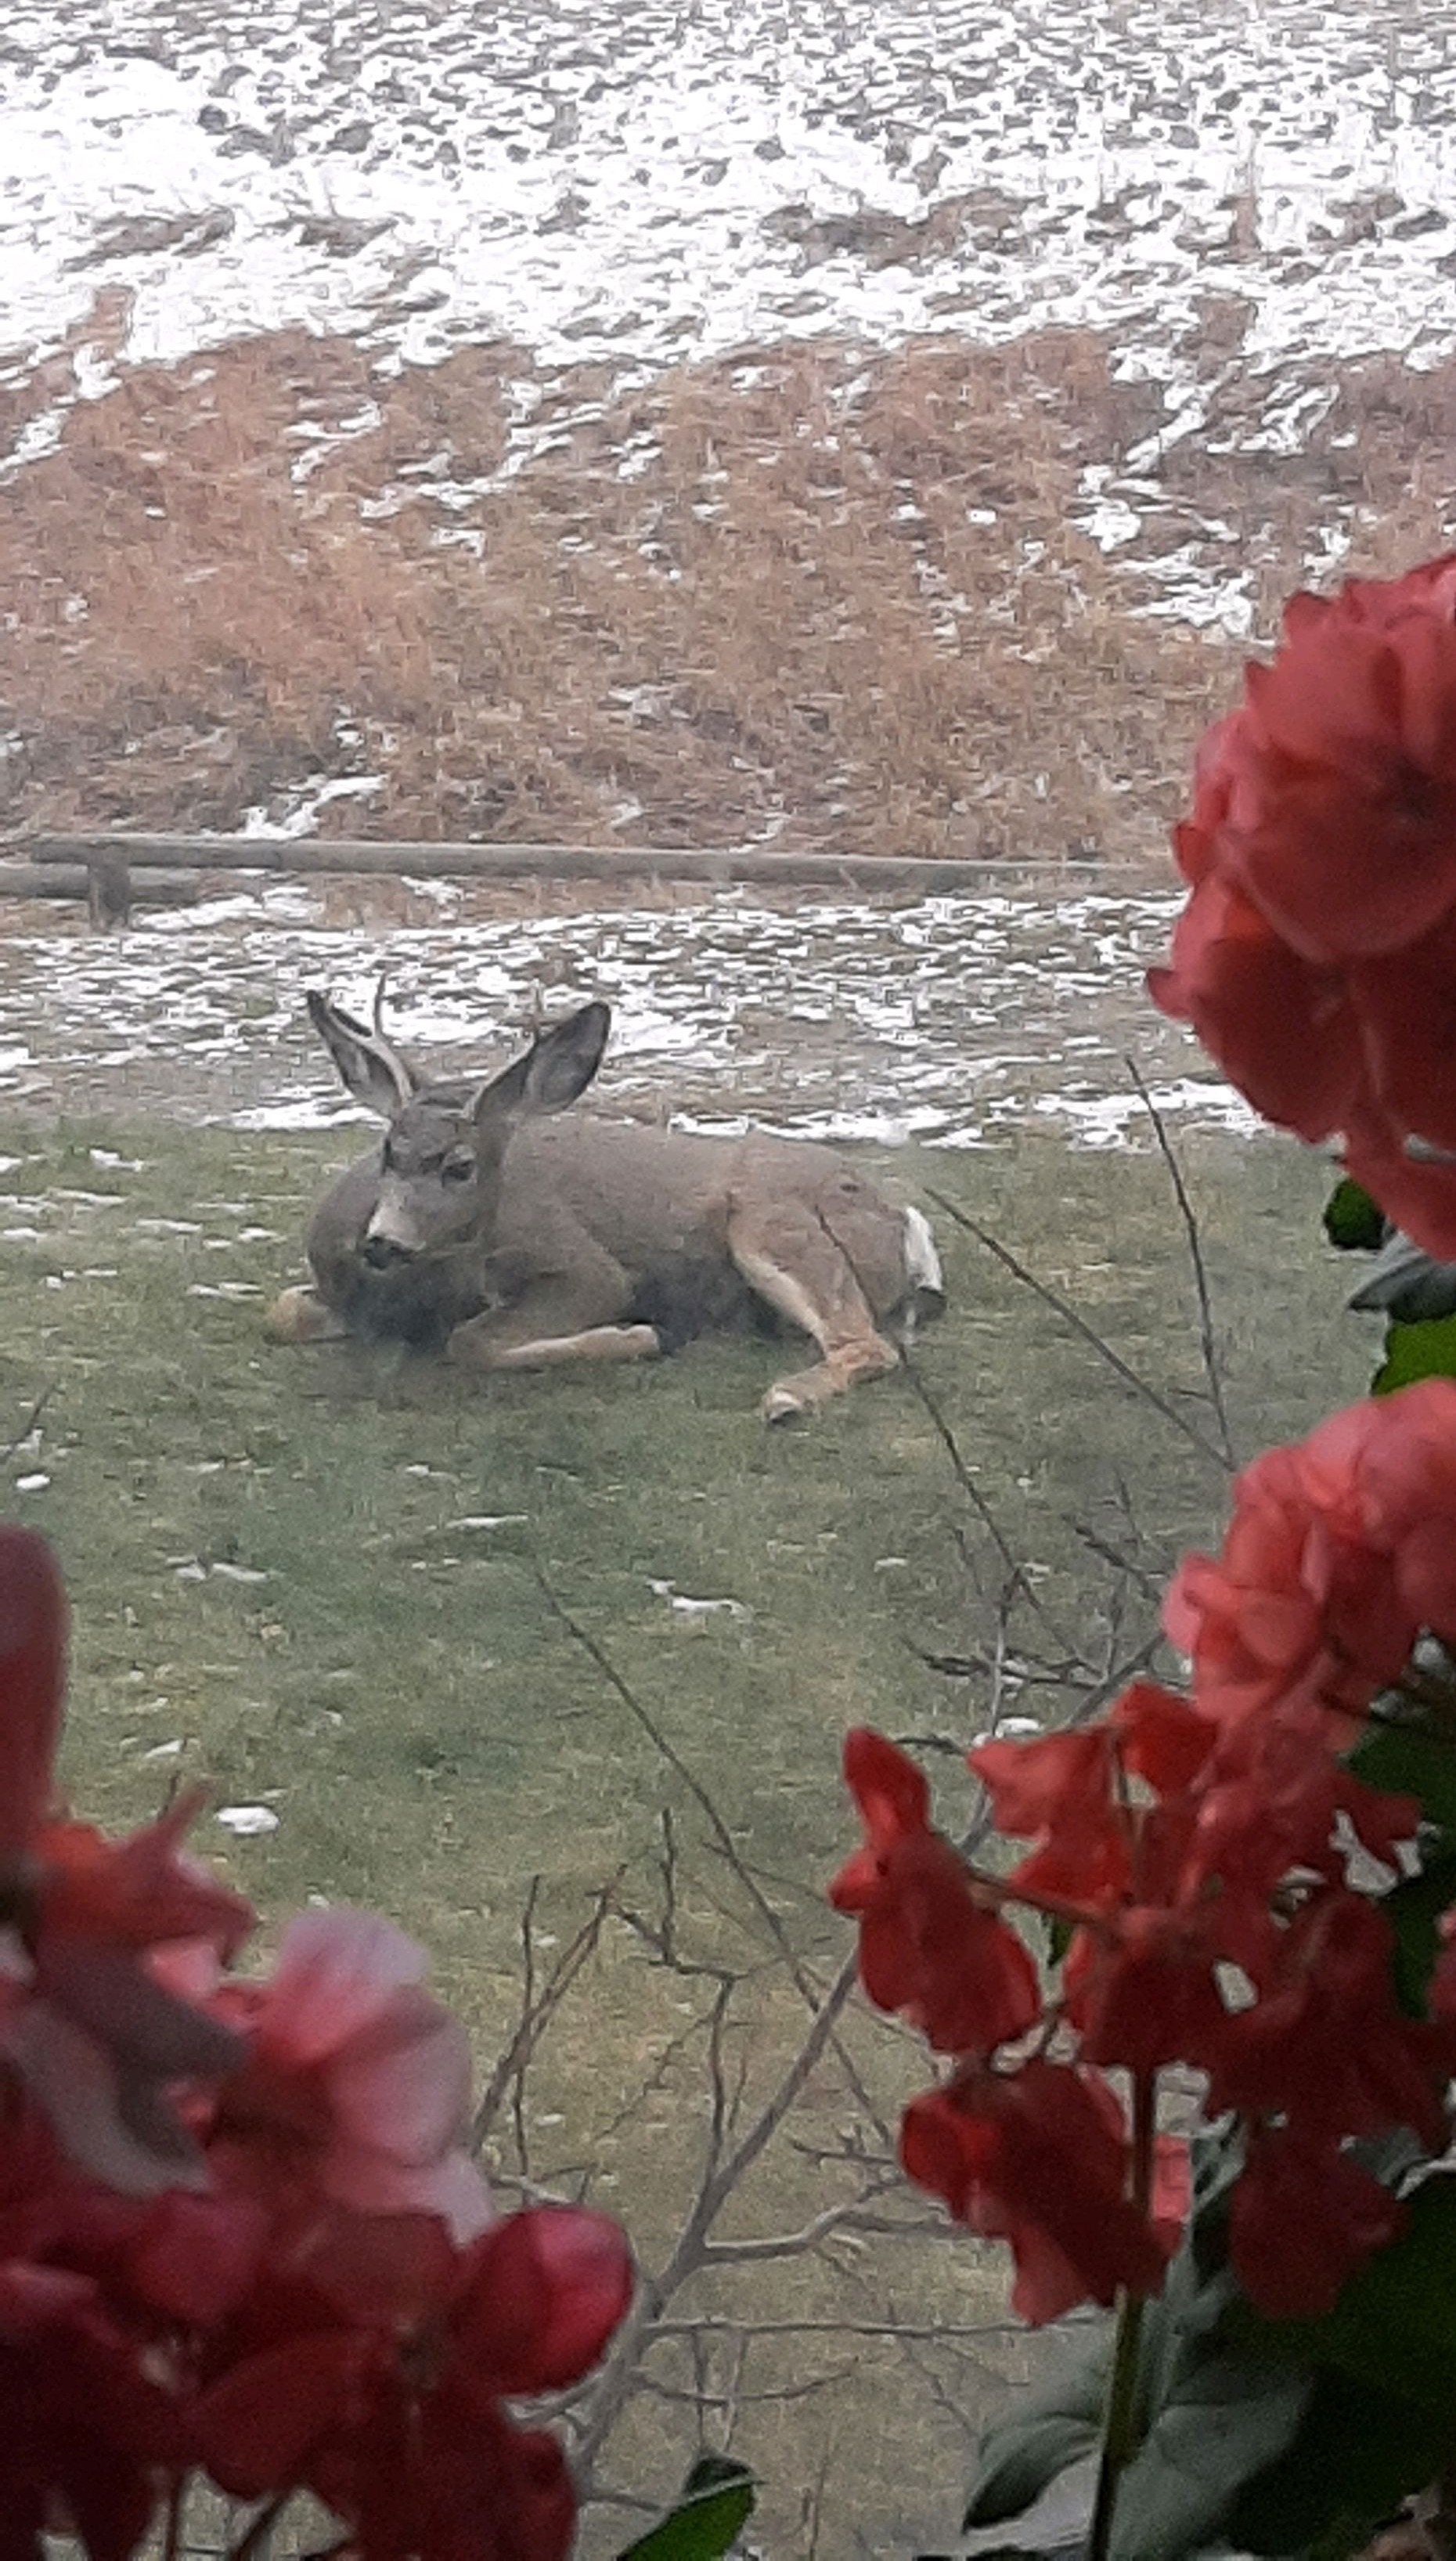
[266, 986, 945, 1422]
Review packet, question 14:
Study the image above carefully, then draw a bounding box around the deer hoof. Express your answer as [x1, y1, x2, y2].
[265, 1286, 344, 1345]
[761, 1380, 812, 1425]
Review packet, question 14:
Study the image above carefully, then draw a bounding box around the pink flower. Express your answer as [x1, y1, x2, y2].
[1164, 1386, 1456, 1736]
[1150, 553, 1456, 1254]
[207, 1909, 492, 2241]
[0, 1529, 252, 2195]
[193, 2202, 633, 2561]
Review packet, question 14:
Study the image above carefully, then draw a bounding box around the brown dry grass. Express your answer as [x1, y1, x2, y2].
[2, 301, 1452, 861]
[0, 316, 1213, 858]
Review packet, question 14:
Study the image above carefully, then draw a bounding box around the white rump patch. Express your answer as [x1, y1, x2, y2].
[900, 1206, 946, 1331]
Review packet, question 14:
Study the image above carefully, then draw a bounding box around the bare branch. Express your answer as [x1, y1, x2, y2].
[696, 2183, 906, 2266]
[926, 1187, 1233, 1473]
[901, 1360, 1077, 1654]
[644, 2314, 1062, 2343]
[0, 1383, 56, 1468]
[471, 1876, 618, 2154]
[633, 2365, 856, 2411]
[1125, 1055, 1236, 1470]
[536, 1571, 893, 2146]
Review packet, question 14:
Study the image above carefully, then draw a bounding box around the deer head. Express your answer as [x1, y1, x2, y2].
[307, 983, 611, 1270]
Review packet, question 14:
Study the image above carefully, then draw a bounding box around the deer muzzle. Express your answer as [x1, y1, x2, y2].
[362, 1197, 423, 1267]
[361, 1231, 414, 1269]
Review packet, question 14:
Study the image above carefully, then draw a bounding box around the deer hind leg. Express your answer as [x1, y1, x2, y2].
[727, 1206, 901, 1424]
[265, 1284, 348, 1345]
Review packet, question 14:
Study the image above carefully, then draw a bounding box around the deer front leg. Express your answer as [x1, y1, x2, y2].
[450, 1319, 661, 1372]
[445, 1257, 658, 1375]
[265, 1284, 348, 1344]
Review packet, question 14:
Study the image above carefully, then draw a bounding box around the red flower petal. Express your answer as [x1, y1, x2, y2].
[842, 1727, 929, 1846]
[1229, 2129, 1404, 2318]
[970, 1729, 1111, 1836]
[193, 2331, 366, 2498]
[452, 2207, 632, 2397]
[1147, 871, 1362, 1142]
[899, 2063, 1170, 2324]
[1109, 1682, 1216, 1795]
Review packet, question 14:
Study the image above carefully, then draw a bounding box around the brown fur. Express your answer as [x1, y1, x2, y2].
[268, 990, 944, 1422]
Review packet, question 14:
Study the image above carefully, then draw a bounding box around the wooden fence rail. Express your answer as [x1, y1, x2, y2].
[20, 834, 1151, 896]
[0, 862, 200, 908]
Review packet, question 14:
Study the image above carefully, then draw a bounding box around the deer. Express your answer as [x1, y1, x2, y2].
[265, 984, 945, 1423]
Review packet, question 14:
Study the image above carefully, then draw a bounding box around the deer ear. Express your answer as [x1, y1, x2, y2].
[474, 1002, 611, 1128]
[307, 985, 416, 1117]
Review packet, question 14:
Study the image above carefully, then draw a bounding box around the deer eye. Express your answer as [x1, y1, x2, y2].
[441, 1152, 474, 1185]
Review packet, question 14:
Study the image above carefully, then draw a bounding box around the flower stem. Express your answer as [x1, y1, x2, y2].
[1088, 2074, 1157, 2561]
[162, 2475, 186, 2561]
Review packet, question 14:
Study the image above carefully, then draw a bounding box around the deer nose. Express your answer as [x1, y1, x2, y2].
[362, 1231, 413, 1270]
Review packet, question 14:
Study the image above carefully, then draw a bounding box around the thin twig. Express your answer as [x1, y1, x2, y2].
[644, 2313, 1079, 2342]
[513, 1874, 539, 2174]
[0, 1383, 55, 1467]
[535, 1570, 892, 2147]
[1125, 1055, 1236, 1469]
[470, 1877, 618, 2151]
[225, 2495, 292, 2561]
[633, 2365, 856, 2411]
[926, 1188, 1233, 1471]
[901, 1360, 1078, 1652]
[570, 1951, 863, 2487]
[697, 2183, 906, 2265]
[162, 2476, 186, 2561]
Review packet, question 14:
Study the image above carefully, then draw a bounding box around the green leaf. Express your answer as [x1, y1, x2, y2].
[1227, 2368, 1447, 2559]
[1108, 2353, 1313, 2561]
[963, 2336, 1110, 2529]
[1373, 1313, 1456, 1394]
[615, 2455, 757, 2559]
[1323, 1178, 1386, 1253]
[953, 2451, 1096, 2554]
[1347, 1716, 1456, 1836]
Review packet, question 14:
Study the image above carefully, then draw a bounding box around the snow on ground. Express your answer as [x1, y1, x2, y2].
[12, 883, 1249, 1144]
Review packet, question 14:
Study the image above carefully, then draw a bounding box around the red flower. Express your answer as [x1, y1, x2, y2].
[1062, 1908, 1229, 2078]
[831, 1731, 1039, 2054]
[1164, 1389, 1456, 1737]
[971, 1726, 1132, 1906]
[0, 1531, 251, 2194]
[193, 2204, 632, 2561]
[1203, 1892, 1449, 2155]
[1180, 1697, 1418, 1915]
[1149, 869, 1363, 1143]
[899, 2061, 1171, 2324]
[971, 1686, 1213, 1910]
[1150, 554, 1456, 1255]
[207, 1908, 492, 2241]
[0, 2228, 181, 2561]
[1228, 2125, 1406, 2318]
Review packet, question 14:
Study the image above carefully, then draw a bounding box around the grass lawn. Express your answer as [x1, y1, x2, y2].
[0, 1109, 1371, 2550]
